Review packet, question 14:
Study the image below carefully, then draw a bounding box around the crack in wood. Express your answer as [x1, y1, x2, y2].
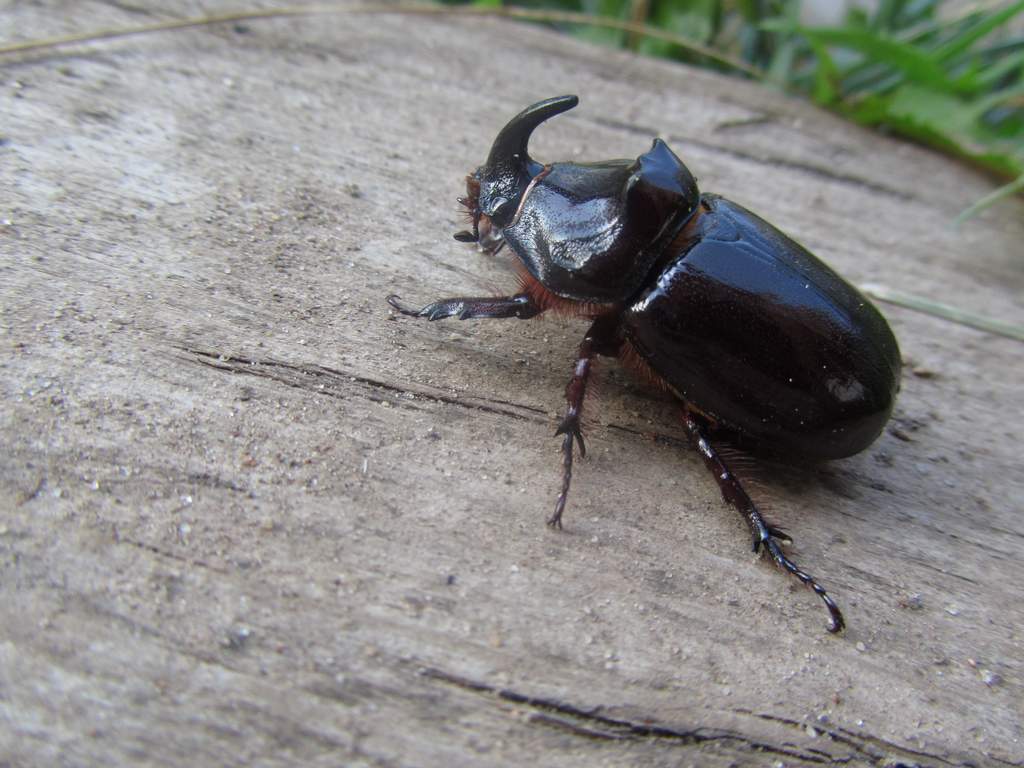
[418, 665, 839, 762]
[183, 470, 250, 494]
[714, 114, 778, 132]
[182, 346, 547, 423]
[738, 709, 1020, 768]
[180, 346, 696, 448]
[587, 116, 909, 200]
[117, 534, 231, 575]
[420, 666, 1017, 767]
[16, 475, 46, 506]
[675, 136, 912, 200]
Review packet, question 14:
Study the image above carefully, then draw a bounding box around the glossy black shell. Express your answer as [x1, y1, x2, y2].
[622, 195, 901, 459]
[468, 95, 900, 461]
[502, 139, 699, 303]
[395, 95, 906, 632]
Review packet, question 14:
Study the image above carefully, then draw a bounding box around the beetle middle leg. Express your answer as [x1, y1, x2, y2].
[682, 412, 845, 633]
[549, 315, 620, 529]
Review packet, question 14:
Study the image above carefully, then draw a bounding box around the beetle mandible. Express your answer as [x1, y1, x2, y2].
[388, 95, 901, 633]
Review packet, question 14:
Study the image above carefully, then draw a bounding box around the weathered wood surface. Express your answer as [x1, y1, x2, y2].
[2, 3, 1023, 766]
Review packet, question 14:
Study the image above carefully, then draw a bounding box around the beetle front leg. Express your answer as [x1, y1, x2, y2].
[549, 315, 620, 529]
[387, 293, 541, 321]
[682, 412, 845, 634]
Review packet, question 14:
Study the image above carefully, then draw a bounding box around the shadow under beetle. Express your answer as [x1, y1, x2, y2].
[388, 96, 901, 633]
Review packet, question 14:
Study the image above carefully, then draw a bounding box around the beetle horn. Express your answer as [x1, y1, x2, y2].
[484, 95, 579, 177]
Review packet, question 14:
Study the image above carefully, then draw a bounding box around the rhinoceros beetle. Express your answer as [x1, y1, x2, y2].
[388, 95, 901, 633]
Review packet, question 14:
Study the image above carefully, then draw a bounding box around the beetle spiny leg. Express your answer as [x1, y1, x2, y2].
[549, 415, 587, 528]
[554, 418, 586, 458]
[386, 293, 542, 321]
[751, 524, 791, 551]
[548, 316, 619, 529]
[682, 411, 845, 634]
[759, 533, 845, 634]
[549, 431, 574, 530]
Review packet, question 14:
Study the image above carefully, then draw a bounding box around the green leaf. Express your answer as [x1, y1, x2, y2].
[931, 0, 1024, 64]
[886, 83, 977, 134]
[807, 39, 840, 104]
[572, 0, 630, 48]
[793, 25, 956, 90]
[639, 0, 718, 60]
[974, 47, 1024, 89]
[844, 85, 1022, 178]
[969, 82, 1024, 118]
[764, 37, 798, 87]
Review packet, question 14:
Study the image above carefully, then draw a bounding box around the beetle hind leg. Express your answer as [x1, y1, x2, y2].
[682, 412, 845, 634]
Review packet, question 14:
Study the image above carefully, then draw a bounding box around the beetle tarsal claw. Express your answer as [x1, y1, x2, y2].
[753, 525, 792, 552]
[387, 294, 451, 320]
[759, 534, 845, 634]
[386, 294, 418, 315]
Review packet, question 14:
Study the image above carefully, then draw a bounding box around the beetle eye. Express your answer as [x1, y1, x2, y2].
[489, 197, 515, 227]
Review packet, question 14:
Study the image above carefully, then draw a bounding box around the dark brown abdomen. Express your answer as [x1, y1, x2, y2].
[621, 196, 901, 460]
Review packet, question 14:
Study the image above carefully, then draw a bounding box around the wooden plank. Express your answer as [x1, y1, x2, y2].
[2, 4, 1022, 766]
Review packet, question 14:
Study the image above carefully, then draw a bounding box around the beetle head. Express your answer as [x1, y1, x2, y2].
[454, 95, 579, 251]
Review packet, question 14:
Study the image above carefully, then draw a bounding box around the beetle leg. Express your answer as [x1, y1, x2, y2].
[681, 412, 845, 634]
[387, 293, 541, 321]
[549, 356, 590, 530]
[549, 315, 620, 529]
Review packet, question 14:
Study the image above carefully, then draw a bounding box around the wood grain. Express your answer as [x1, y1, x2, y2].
[2, 3, 1022, 766]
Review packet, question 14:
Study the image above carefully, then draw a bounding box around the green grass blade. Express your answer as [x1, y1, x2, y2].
[954, 172, 1024, 223]
[860, 283, 1024, 342]
[763, 21, 956, 90]
[931, 0, 1024, 63]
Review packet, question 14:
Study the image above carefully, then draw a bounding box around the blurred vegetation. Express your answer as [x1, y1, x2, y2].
[452, 0, 1024, 215]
